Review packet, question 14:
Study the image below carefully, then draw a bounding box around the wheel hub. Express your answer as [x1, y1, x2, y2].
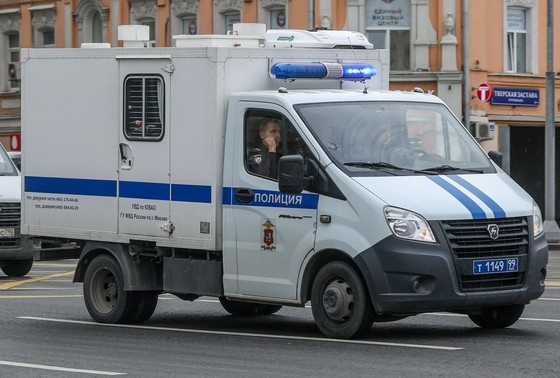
[322, 279, 353, 322]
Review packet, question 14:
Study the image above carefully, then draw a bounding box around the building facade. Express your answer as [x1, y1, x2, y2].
[1, 0, 559, 214]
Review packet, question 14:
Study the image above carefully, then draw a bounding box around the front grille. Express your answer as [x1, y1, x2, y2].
[441, 217, 529, 292]
[0, 203, 21, 227]
[0, 203, 21, 249]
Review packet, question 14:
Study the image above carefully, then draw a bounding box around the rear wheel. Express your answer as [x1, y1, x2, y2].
[219, 297, 282, 316]
[127, 291, 159, 323]
[468, 304, 525, 328]
[311, 261, 374, 339]
[1, 259, 33, 277]
[83, 255, 135, 323]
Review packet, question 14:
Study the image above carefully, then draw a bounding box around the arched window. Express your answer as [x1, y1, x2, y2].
[30, 5, 56, 47]
[92, 12, 102, 43]
[130, 0, 158, 46]
[171, 1, 199, 37]
[259, 1, 289, 30]
[74, 0, 108, 45]
[213, 0, 243, 34]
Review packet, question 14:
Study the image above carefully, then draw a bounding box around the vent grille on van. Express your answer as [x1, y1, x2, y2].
[441, 217, 529, 292]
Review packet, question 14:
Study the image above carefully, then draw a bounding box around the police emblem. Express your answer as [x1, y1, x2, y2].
[254, 154, 262, 164]
[261, 219, 276, 250]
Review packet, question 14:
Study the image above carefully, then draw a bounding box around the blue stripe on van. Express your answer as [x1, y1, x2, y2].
[25, 176, 117, 197]
[447, 175, 506, 218]
[222, 187, 233, 205]
[171, 184, 211, 203]
[25, 176, 212, 204]
[224, 187, 319, 209]
[119, 181, 169, 200]
[427, 176, 487, 219]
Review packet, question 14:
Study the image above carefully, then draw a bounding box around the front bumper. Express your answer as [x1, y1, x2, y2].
[354, 228, 548, 315]
[0, 235, 36, 261]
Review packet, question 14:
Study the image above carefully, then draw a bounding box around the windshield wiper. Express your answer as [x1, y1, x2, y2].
[343, 161, 430, 175]
[420, 164, 484, 174]
[344, 161, 403, 169]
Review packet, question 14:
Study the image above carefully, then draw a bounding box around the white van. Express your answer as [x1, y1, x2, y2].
[21, 25, 548, 338]
[0, 143, 34, 276]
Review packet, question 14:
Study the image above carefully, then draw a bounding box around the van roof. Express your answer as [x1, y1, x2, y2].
[231, 89, 445, 106]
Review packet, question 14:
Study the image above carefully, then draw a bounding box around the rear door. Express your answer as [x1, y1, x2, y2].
[117, 57, 172, 237]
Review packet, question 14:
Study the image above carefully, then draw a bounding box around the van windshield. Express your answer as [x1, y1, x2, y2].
[295, 101, 495, 176]
[0, 145, 18, 176]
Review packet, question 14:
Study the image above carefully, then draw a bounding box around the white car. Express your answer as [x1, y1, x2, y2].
[0, 145, 34, 277]
[7, 151, 21, 171]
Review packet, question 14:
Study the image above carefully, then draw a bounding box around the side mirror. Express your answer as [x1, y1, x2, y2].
[488, 150, 503, 168]
[278, 155, 304, 194]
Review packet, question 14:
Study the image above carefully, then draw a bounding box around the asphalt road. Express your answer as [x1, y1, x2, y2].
[0, 250, 559, 378]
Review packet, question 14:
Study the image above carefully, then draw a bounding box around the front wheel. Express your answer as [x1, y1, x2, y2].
[468, 304, 525, 328]
[1, 259, 33, 277]
[311, 261, 374, 339]
[83, 255, 135, 323]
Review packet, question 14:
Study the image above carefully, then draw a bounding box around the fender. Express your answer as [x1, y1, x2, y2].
[73, 241, 162, 291]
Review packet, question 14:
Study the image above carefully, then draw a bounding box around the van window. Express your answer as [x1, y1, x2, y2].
[244, 110, 304, 180]
[124, 75, 164, 141]
[296, 101, 495, 176]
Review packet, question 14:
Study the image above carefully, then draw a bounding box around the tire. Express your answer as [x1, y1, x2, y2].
[468, 304, 525, 328]
[83, 255, 135, 324]
[311, 261, 374, 339]
[1, 259, 33, 277]
[127, 291, 159, 323]
[219, 297, 281, 316]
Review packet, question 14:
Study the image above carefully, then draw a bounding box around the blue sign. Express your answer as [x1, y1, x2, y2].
[491, 87, 539, 106]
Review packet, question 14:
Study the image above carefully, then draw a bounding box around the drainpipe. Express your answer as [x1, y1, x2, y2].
[462, 0, 470, 128]
[309, 0, 315, 30]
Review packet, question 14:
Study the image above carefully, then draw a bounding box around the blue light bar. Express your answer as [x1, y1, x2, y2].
[271, 63, 376, 81]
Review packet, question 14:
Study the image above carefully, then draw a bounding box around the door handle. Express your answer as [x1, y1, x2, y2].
[235, 188, 254, 203]
[119, 143, 133, 170]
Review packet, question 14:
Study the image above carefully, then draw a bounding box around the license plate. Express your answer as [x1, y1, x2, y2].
[473, 258, 519, 275]
[0, 227, 15, 238]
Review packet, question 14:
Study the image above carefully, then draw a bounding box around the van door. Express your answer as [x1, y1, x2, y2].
[117, 57, 172, 237]
[224, 104, 318, 300]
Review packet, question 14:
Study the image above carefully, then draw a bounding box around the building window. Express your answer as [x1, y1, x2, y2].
[224, 12, 240, 33]
[8, 33, 20, 90]
[43, 29, 55, 46]
[214, 0, 243, 34]
[365, 0, 411, 71]
[129, 0, 157, 44]
[141, 19, 156, 46]
[269, 7, 287, 29]
[124, 76, 165, 141]
[181, 15, 197, 35]
[506, 7, 527, 73]
[31, 6, 56, 47]
[171, 0, 199, 37]
[92, 12, 103, 43]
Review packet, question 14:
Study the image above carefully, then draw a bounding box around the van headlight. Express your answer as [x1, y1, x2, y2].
[533, 202, 543, 237]
[384, 206, 436, 243]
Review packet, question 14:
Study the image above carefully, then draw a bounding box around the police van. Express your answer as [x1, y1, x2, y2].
[21, 24, 547, 339]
